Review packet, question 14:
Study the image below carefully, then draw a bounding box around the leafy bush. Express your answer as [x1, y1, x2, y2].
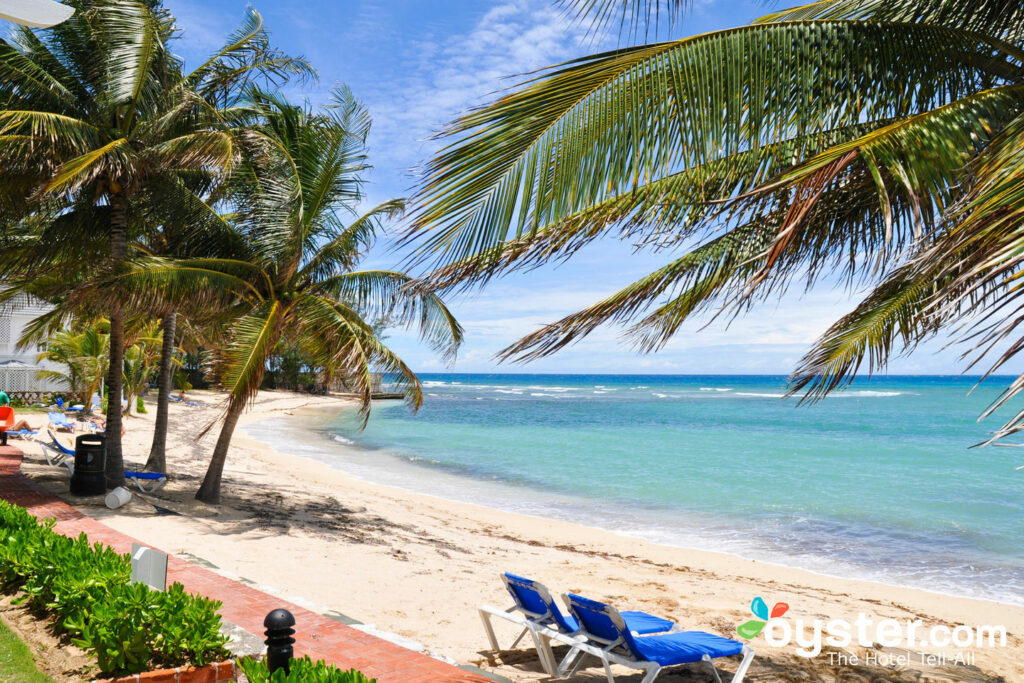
[238, 656, 375, 683]
[136, 396, 147, 413]
[173, 371, 192, 392]
[0, 501, 230, 675]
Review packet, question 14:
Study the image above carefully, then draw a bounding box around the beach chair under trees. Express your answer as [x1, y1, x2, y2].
[125, 471, 167, 493]
[48, 411, 76, 432]
[478, 573, 675, 676]
[561, 592, 755, 683]
[38, 429, 75, 472]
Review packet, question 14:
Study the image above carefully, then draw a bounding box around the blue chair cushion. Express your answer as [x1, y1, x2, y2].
[125, 471, 165, 480]
[504, 573, 577, 632]
[620, 611, 675, 635]
[558, 611, 674, 635]
[631, 631, 743, 665]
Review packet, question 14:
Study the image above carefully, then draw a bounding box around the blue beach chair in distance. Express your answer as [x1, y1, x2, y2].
[478, 573, 675, 676]
[54, 396, 85, 412]
[562, 592, 754, 683]
[48, 411, 76, 432]
[125, 470, 167, 493]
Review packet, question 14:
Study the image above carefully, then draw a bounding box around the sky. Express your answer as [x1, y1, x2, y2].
[162, 0, 1015, 377]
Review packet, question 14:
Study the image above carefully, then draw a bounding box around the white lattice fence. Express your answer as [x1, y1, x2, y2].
[0, 367, 66, 393]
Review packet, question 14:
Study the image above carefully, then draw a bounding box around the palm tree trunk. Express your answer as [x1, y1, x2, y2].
[104, 195, 128, 486]
[145, 310, 176, 474]
[195, 396, 244, 504]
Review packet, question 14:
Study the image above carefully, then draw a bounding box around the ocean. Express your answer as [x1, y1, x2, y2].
[244, 374, 1024, 605]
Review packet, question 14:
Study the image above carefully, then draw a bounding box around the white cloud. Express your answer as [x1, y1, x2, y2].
[357, 0, 606, 187]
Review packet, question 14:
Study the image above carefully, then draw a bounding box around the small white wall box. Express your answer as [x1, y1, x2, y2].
[130, 543, 168, 591]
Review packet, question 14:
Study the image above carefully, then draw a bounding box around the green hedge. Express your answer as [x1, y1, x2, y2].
[0, 500, 229, 675]
[238, 656, 375, 683]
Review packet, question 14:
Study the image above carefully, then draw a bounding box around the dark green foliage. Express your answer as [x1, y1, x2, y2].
[0, 501, 229, 675]
[238, 656, 375, 683]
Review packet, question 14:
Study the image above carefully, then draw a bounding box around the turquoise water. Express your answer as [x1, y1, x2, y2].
[251, 374, 1024, 604]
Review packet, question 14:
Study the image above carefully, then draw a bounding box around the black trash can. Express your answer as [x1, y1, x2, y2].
[70, 433, 106, 496]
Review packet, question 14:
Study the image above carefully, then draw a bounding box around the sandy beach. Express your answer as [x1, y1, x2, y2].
[16, 390, 1024, 682]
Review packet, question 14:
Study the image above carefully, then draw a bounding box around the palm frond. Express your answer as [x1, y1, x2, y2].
[313, 270, 463, 363]
[216, 301, 283, 403]
[408, 20, 1015, 269]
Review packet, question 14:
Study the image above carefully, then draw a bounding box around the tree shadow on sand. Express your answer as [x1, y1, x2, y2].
[166, 469, 468, 558]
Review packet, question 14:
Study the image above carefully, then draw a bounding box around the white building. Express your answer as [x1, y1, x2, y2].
[0, 291, 64, 396]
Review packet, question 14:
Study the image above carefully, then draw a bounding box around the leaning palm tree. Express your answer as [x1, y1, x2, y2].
[407, 0, 1024, 441]
[0, 0, 310, 483]
[117, 87, 463, 503]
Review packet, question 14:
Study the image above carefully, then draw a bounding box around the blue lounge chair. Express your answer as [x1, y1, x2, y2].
[48, 411, 76, 432]
[169, 393, 199, 407]
[54, 397, 85, 412]
[125, 470, 167, 493]
[478, 573, 675, 676]
[38, 429, 75, 472]
[562, 593, 754, 683]
[7, 428, 38, 440]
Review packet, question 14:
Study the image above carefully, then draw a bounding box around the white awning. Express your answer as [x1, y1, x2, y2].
[0, 0, 74, 28]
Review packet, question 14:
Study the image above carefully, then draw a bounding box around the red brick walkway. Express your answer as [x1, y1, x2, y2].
[0, 445, 486, 683]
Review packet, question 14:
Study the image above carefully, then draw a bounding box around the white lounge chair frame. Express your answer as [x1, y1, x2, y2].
[37, 431, 74, 474]
[561, 594, 755, 683]
[478, 603, 587, 676]
[126, 474, 167, 493]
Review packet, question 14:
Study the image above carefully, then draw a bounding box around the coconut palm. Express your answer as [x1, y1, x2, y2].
[407, 0, 1024, 440]
[115, 87, 463, 503]
[36, 322, 109, 404]
[0, 0, 310, 483]
[136, 180, 250, 473]
[122, 321, 163, 415]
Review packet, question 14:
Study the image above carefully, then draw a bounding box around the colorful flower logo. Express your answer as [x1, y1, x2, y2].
[737, 597, 789, 639]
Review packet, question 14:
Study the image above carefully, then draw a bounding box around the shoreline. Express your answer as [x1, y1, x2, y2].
[247, 401, 1024, 611]
[17, 389, 1024, 681]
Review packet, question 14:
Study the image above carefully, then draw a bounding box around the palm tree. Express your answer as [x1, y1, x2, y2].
[407, 0, 1024, 440]
[0, 0, 310, 484]
[36, 322, 109, 404]
[137, 180, 250, 474]
[116, 87, 463, 503]
[122, 321, 162, 415]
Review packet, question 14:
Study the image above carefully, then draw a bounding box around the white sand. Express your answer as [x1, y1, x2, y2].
[18, 390, 1024, 682]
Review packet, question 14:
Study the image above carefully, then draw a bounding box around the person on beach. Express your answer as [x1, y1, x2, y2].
[9, 418, 37, 432]
[90, 415, 126, 437]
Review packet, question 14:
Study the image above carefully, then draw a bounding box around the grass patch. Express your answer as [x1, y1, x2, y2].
[0, 617, 53, 683]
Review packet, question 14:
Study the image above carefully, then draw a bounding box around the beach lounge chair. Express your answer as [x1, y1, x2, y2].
[38, 429, 75, 472]
[7, 428, 39, 440]
[478, 573, 675, 676]
[48, 411, 76, 432]
[561, 592, 754, 683]
[125, 471, 167, 493]
[55, 396, 85, 412]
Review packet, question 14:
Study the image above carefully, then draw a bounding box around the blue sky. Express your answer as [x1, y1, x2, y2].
[164, 0, 1008, 376]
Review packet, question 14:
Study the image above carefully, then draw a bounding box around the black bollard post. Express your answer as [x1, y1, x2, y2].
[264, 608, 296, 674]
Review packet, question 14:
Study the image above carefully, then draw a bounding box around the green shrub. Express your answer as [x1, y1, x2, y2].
[136, 396, 147, 413]
[0, 501, 230, 675]
[238, 656, 375, 683]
